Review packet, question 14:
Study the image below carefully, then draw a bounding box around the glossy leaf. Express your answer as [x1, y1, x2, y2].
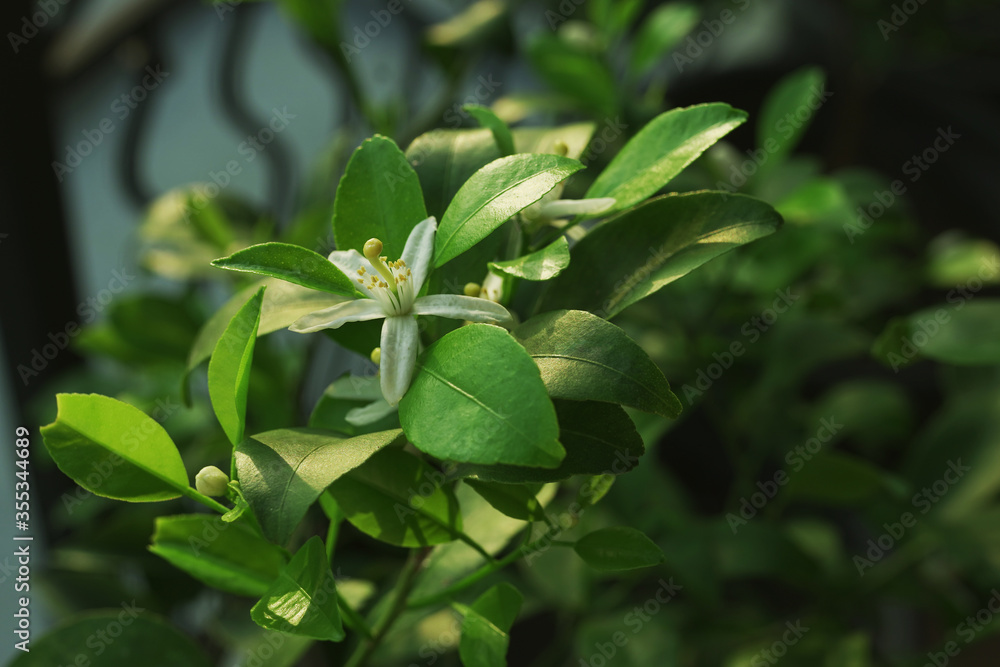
[464, 104, 515, 156]
[236, 427, 403, 544]
[10, 612, 211, 667]
[435, 154, 583, 267]
[399, 324, 564, 468]
[208, 287, 264, 446]
[573, 526, 666, 571]
[489, 237, 569, 281]
[585, 103, 747, 211]
[40, 393, 189, 502]
[326, 447, 464, 547]
[149, 514, 286, 597]
[515, 309, 681, 417]
[333, 135, 428, 254]
[459, 583, 524, 667]
[251, 536, 345, 641]
[212, 242, 356, 296]
[540, 192, 782, 318]
[454, 400, 644, 483]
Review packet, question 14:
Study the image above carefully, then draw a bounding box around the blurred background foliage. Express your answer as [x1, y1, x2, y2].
[3, 0, 1000, 665]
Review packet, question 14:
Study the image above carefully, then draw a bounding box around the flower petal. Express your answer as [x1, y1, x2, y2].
[289, 299, 385, 333]
[538, 197, 616, 219]
[328, 249, 375, 298]
[412, 294, 513, 326]
[401, 216, 437, 293]
[345, 397, 396, 426]
[379, 315, 419, 406]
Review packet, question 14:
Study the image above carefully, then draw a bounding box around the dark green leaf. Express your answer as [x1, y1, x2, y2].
[326, 447, 464, 547]
[783, 452, 887, 507]
[459, 583, 524, 667]
[212, 242, 356, 296]
[464, 104, 515, 156]
[399, 324, 564, 468]
[540, 192, 782, 318]
[515, 309, 681, 417]
[236, 427, 403, 544]
[149, 514, 286, 597]
[527, 35, 618, 117]
[573, 526, 666, 571]
[630, 3, 700, 75]
[9, 612, 211, 667]
[208, 287, 264, 445]
[40, 393, 189, 502]
[585, 103, 747, 212]
[251, 536, 345, 641]
[455, 399, 643, 483]
[489, 237, 569, 281]
[873, 299, 1000, 368]
[757, 66, 827, 168]
[333, 135, 428, 254]
[436, 154, 583, 267]
[464, 480, 546, 521]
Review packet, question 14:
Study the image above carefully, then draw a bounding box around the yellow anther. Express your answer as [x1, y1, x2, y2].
[464, 282, 482, 297]
[357, 267, 365, 275]
[370, 347, 381, 365]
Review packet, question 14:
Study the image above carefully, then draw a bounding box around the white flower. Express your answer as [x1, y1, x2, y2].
[289, 216, 513, 406]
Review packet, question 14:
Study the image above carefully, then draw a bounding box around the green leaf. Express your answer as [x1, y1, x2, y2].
[629, 3, 700, 75]
[149, 514, 286, 597]
[435, 154, 583, 267]
[573, 526, 666, 571]
[464, 480, 546, 521]
[399, 324, 564, 468]
[873, 299, 1000, 368]
[540, 192, 782, 318]
[757, 66, 827, 168]
[459, 583, 524, 667]
[211, 242, 356, 296]
[10, 612, 212, 667]
[309, 374, 398, 436]
[514, 309, 681, 417]
[464, 104, 515, 156]
[187, 279, 346, 387]
[326, 447, 464, 547]
[527, 34, 618, 117]
[926, 235, 1000, 287]
[236, 428, 403, 544]
[489, 236, 569, 281]
[333, 135, 428, 254]
[454, 399, 644, 483]
[208, 286, 264, 445]
[251, 536, 345, 641]
[783, 452, 887, 507]
[40, 393, 189, 502]
[585, 103, 748, 212]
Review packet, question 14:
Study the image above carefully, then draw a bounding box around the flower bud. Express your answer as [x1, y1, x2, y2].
[195, 466, 230, 497]
[370, 347, 381, 365]
[463, 282, 482, 297]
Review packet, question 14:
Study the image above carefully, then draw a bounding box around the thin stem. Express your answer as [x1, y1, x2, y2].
[344, 547, 432, 667]
[179, 486, 230, 514]
[407, 534, 576, 610]
[337, 592, 374, 641]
